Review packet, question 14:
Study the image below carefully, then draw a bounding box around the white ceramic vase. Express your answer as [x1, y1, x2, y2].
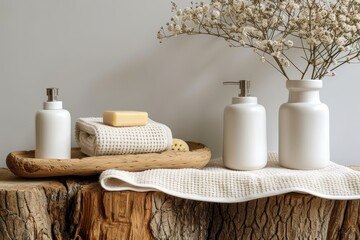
[279, 80, 329, 170]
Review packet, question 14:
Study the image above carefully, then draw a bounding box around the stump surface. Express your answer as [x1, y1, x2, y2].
[1, 168, 360, 240]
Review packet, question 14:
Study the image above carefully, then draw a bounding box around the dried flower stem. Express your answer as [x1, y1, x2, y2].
[158, 0, 360, 80]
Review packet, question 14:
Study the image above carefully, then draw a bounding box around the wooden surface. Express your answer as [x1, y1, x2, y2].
[1, 168, 360, 240]
[6, 142, 211, 178]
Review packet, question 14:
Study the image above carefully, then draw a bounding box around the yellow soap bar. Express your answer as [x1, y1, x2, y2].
[103, 111, 148, 127]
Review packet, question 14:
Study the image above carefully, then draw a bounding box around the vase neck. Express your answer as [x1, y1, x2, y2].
[286, 80, 322, 103]
[288, 90, 320, 103]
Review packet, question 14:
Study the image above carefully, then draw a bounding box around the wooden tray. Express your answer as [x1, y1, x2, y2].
[6, 142, 211, 178]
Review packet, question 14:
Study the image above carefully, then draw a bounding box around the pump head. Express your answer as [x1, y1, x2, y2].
[46, 88, 59, 101]
[223, 80, 251, 97]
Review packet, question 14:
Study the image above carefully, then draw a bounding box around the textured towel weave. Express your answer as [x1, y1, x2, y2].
[75, 117, 172, 156]
[100, 153, 360, 203]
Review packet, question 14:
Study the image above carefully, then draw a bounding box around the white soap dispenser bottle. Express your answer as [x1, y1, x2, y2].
[223, 80, 267, 170]
[35, 88, 71, 159]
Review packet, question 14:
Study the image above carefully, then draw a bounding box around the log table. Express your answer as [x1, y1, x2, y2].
[1, 168, 360, 240]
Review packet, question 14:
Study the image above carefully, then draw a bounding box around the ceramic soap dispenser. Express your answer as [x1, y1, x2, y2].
[223, 80, 267, 170]
[35, 88, 71, 159]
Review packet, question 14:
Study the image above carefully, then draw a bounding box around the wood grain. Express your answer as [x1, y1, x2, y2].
[73, 183, 153, 240]
[0, 169, 94, 239]
[149, 192, 360, 240]
[6, 142, 211, 178]
[1, 167, 360, 239]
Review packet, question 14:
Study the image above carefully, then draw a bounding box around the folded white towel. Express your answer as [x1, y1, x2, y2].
[99, 153, 360, 203]
[75, 117, 172, 156]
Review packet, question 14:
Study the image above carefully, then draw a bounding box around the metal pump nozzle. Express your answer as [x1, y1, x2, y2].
[223, 80, 251, 97]
[46, 88, 59, 101]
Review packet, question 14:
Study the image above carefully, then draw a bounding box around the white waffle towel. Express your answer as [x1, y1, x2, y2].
[99, 153, 360, 203]
[75, 117, 172, 156]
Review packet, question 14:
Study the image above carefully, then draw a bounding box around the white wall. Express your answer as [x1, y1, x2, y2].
[0, 0, 359, 167]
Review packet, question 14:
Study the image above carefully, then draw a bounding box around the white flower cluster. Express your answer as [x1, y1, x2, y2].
[159, 0, 360, 80]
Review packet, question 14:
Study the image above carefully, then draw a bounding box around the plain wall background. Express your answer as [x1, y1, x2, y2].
[1, 0, 359, 168]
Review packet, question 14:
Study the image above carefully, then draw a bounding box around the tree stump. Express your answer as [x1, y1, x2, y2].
[1, 168, 360, 240]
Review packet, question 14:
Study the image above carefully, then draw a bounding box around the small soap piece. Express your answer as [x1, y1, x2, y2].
[103, 111, 148, 127]
[171, 138, 190, 152]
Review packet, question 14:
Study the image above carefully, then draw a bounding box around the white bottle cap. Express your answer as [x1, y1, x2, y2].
[44, 101, 63, 110]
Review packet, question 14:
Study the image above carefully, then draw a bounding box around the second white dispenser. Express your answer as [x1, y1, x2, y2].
[223, 80, 267, 170]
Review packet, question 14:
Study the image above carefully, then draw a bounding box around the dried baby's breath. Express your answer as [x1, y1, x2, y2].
[158, 0, 360, 80]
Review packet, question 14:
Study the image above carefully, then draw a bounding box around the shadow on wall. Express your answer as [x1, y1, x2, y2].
[90, 36, 277, 158]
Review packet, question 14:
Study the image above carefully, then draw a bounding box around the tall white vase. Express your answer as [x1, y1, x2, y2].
[279, 80, 329, 170]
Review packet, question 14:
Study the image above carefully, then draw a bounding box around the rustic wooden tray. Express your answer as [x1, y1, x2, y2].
[6, 142, 211, 178]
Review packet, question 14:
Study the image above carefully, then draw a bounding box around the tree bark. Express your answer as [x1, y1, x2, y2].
[0, 169, 94, 239]
[1, 168, 360, 240]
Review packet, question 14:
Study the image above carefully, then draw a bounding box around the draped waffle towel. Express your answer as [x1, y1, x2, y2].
[100, 153, 360, 203]
[75, 117, 172, 156]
